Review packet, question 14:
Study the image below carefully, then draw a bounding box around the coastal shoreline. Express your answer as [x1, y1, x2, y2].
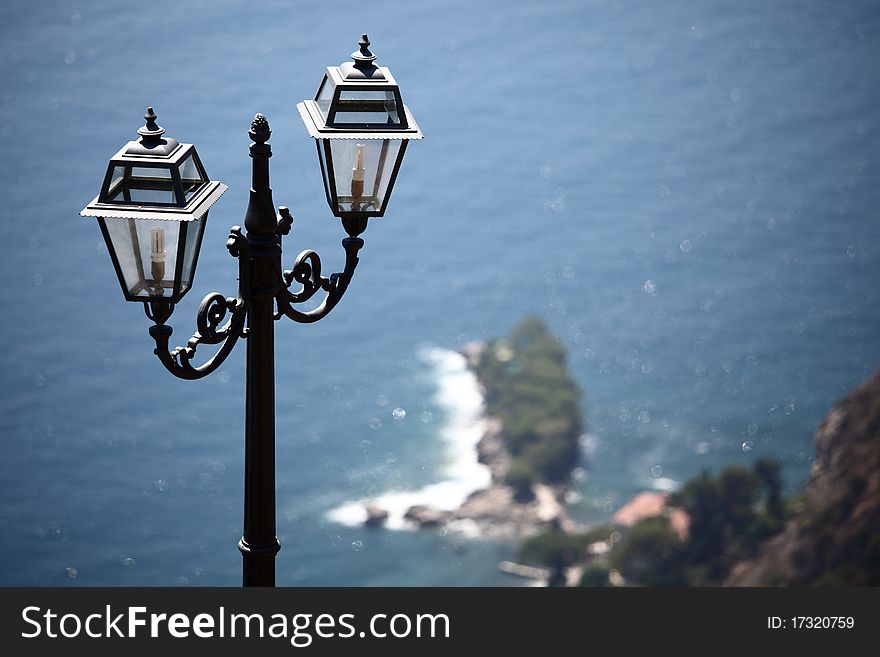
[359, 341, 578, 539]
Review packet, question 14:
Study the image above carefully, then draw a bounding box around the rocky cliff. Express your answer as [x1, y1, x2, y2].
[726, 369, 880, 586]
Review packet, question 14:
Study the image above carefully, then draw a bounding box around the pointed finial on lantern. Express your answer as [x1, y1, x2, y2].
[352, 34, 377, 69]
[137, 106, 166, 144]
[126, 106, 178, 155]
[342, 33, 384, 79]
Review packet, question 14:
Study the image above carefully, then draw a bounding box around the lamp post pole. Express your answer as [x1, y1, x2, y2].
[239, 116, 282, 586]
[141, 112, 366, 587]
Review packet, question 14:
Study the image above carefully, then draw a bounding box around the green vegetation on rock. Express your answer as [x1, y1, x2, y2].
[474, 317, 583, 490]
[668, 459, 785, 584]
[611, 516, 687, 587]
[606, 460, 785, 586]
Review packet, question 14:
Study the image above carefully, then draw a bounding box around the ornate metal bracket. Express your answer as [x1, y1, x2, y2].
[273, 207, 365, 324]
[144, 207, 365, 378]
[145, 227, 250, 380]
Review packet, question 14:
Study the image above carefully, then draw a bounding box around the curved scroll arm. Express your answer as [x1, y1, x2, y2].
[146, 227, 250, 380]
[275, 235, 364, 324]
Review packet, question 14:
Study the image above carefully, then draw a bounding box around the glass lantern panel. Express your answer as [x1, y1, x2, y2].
[333, 90, 401, 125]
[316, 140, 331, 207]
[103, 218, 181, 299]
[316, 76, 336, 121]
[105, 166, 177, 205]
[328, 139, 402, 213]
[178, 154, 207, 202]
[106, 165, 125, 198]
[178, 213, 206, 294]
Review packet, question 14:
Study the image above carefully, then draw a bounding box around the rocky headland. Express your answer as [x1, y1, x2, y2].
[367, 318, 583, 538]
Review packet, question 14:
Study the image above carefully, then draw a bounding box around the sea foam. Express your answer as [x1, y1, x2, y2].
[326, 346, 492, 530]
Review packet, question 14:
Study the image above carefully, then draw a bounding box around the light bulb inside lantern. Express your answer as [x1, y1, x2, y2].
[150, 226, 166, 284]
[351, 143, 365, 200]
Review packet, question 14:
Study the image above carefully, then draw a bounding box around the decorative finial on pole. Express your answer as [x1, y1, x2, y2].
[249, 113, 271, 144]
[137, 106, 166, 144]
[244, 113, 275, 235]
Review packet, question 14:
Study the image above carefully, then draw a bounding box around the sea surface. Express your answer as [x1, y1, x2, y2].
[0, 0, 878, 585]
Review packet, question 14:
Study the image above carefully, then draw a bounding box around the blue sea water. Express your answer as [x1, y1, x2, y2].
[0, 0, 878, 585]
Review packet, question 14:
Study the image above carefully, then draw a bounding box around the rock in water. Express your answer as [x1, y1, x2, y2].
[404, 505, 452, 528]
[364, 504, 389, 528]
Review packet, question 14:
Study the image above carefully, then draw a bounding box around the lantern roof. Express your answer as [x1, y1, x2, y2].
[297, 34, 423, 141]
[81, 107, 227, 222]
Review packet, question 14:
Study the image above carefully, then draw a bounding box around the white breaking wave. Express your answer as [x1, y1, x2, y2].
[326, 346, 492, 531]
[650, 476, 681, 493]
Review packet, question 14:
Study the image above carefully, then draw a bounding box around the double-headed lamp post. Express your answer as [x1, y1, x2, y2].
[80, 35, 422, 587]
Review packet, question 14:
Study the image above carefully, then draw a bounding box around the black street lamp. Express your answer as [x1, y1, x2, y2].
[80, 35, 421, 587]
[298, 34, 422, 231]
